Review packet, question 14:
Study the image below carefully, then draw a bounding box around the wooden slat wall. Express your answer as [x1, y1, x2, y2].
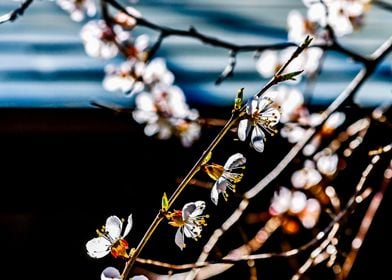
[0, 0, 391, 108]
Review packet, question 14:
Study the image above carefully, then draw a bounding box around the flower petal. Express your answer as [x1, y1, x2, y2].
[210, 182, 220, 206]
[182, 201, 206, 220]
[122, 214, 133, 238]
[290, 191, 307, 213]
[189, 201, 206, 218]
[101, 267, 121, 280]
[106, 216, 122, 240]
[237, 119, 249, 142]
[133, 276, 149, 280]
[86, 237, 111, 258]
[175, 227, 185, 250]
[224, 153, 246, 170]
[251, 126, 265, 153]
[183, 223, 202, 239]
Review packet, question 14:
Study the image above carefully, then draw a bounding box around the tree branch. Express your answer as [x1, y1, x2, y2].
[0, 0, 34, 25]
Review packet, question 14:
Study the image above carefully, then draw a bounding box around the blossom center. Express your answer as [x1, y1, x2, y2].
[110, 239, 129, 258]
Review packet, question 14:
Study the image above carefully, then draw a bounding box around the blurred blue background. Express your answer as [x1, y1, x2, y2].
[0, 0, 391, 108]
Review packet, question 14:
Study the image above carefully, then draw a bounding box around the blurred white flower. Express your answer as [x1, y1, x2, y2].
[114, 6, 142, 29]
[264, 86, 304, 123]
[281, 123, 307, 143]
[291, 160, 322, 189]
[305, 0, 371, 37]
[256, 47, 323, 81]
[103, 59, 145, 95]
[86, 214, 133, 259]
[238, 96, 280, 153]
[143, 58, 175, 87]
[175, 120, 201, 148]
[316, 153, 339, 176]
[80, 20, 129, 59]
[132, 83, 200, 146]
[269, 186, 321, 230]
[57, 0, 96, 22]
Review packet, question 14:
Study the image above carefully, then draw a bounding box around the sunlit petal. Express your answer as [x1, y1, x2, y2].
[101, 266, 121, 280]
[270, 187, 291, 215]
[175, 227, 185, 250]
[123, 214, 133, 237]
[290, 191, 307, 213]
[105, 216, 122, 240]
[210, 183, 220, 205]
[238, 119, 249, 141]
[256, 50, 278, 78]
[183, 201, 206, 219]
[251, 126, 265, 153]
[224, 153, 246, 170]
[133, 276, 149, 280]
[86, 237, 111, 258]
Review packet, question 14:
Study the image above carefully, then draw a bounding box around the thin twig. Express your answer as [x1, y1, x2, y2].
[104, 0, 298, 53]
[340, 156, 392, 279]
[374, 0, 392, 12]
[0, 0, 34, 24]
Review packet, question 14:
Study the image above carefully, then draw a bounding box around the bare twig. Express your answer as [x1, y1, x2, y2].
[340, 156, 392, 279]
[374, 0, 392, 12]
[0, 0, 34, 25]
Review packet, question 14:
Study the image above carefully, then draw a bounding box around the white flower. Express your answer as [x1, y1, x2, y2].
[101, 267, 121, 280]
[166, 201, 208, 250]
[264, 86, 304, 123]
[86, 214, 133, 259]
[269, 187, 321, 229]
[101, 267, 148, 280]
[142, 58, 175, 87]
[132, 85, 200, 146]
[238, 96, 280, 153]
[316, 153, 339, 176]
[175, 120, 201, 148]
[281, 123, 307, 143]
[80, 20, 128, 59]
[202, 153, 246, 205]
[291, 160, 322, 189]
[57, 0, 96, 22]
[114, 6, 142, 29]
[103, 59, 145, 95]
[305, 0, 371, 37]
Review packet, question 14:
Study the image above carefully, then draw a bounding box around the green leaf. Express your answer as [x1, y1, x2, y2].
[161, 192, 169, 212]
[202, 151, 212, 165]
[233, 88, 244, 112]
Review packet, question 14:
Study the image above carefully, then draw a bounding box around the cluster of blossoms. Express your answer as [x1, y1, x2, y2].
[58, 1, 201, 147]
[269, 136, 341, 234]
[256, 0, 372, 82]
[303, 0, 372, 37]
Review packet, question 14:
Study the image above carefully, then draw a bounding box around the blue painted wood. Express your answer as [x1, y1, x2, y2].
[0, 0, 391, 108]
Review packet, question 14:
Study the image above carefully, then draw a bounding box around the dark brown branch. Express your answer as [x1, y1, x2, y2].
[104, 0, 298, 53]
[0, 0, 34, 25]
